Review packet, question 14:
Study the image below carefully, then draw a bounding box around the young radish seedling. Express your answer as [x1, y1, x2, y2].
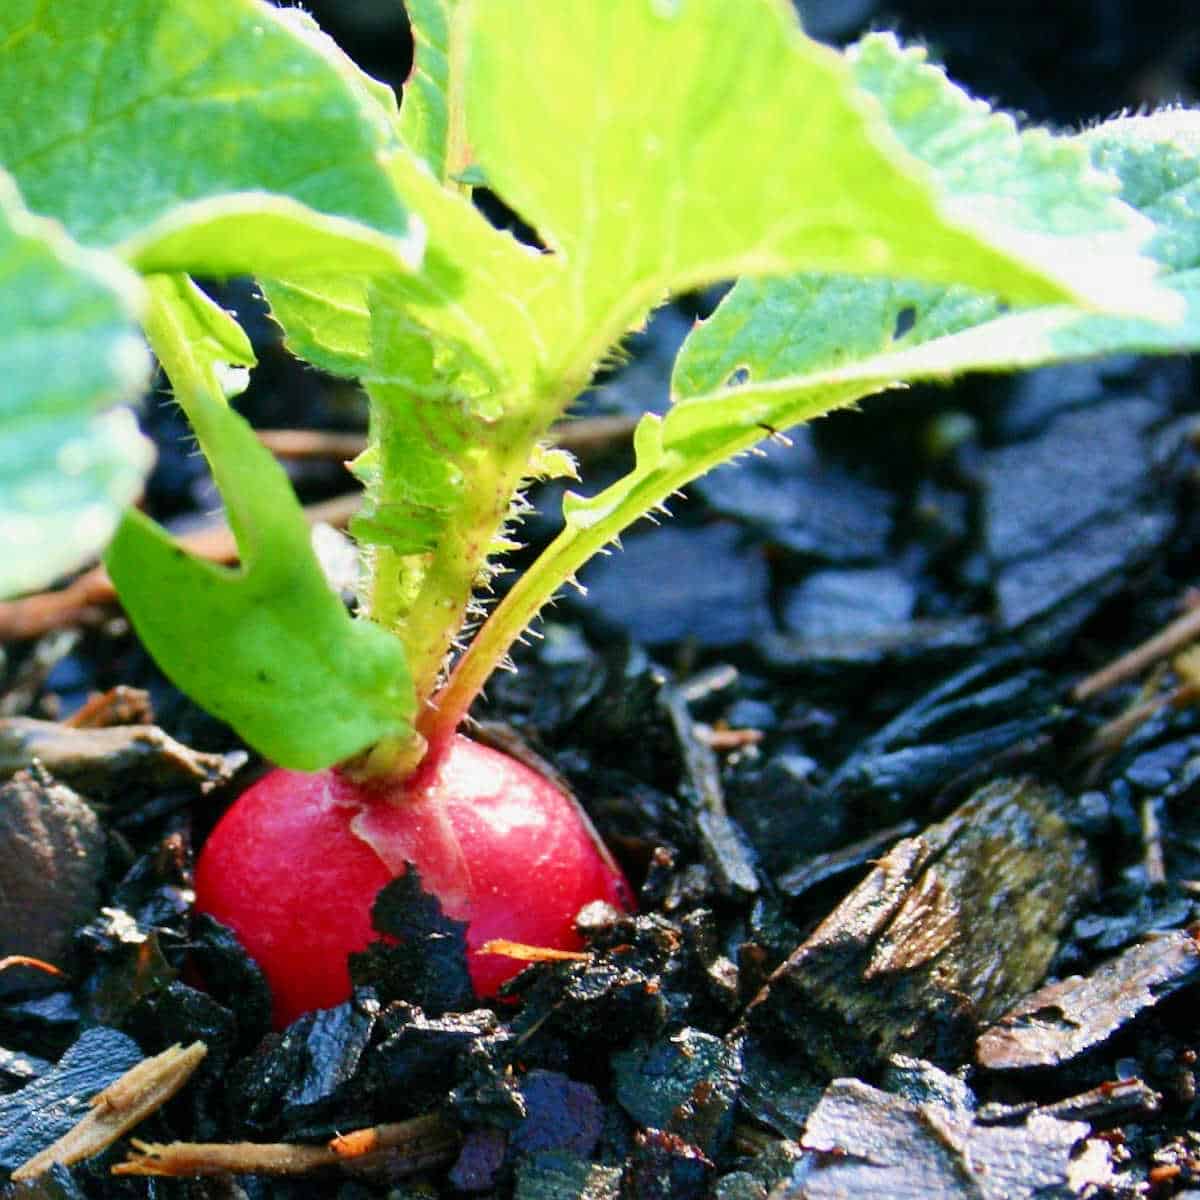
[3, 0, 1200, 1026]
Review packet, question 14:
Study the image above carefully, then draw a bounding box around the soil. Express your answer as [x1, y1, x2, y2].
[4, 2, 1200, 1197]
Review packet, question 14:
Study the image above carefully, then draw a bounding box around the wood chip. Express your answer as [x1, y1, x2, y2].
[977, 929, 1200, 1071]
[745, 778, 1097, 1074]
[64, 685, 154, 730]
[782, 1077, 1094, 1199]
[0, 717, 242, 797]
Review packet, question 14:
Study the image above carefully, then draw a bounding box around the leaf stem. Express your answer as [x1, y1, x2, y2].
[420, 368, 886, 747]
[417, 419, 748, 745]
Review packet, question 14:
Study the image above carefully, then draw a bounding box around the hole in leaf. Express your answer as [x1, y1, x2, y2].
[892, 305, 917, 340]
[472, 189, 549, 252]
[727, 367, 750, 387]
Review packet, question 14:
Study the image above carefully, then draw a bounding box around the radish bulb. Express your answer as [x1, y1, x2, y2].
[194, 734, 632, 1028]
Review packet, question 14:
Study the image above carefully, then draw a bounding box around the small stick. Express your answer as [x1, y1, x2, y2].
[114, 1140, 339, 1178]
[694, 723, 764, 751]
[115, 1114, 460, 1178]
[1142, 795, 1167, 887]
[255, 429, 367, 460]
[64, 685, 154, 729]
[328, 1114, 460, 1161]
[255, 413, 641, 464]
[550, 413, 641, 458]
[0, 955, 65, 978]
[1077, 681, 1200, 766]
[1, 415, 645, 644]
[478, 938, 590, 963]
[11, 1042, 207, 1181]
[1074, 601, 1200, 701]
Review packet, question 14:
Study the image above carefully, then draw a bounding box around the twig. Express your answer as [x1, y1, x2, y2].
[115, 1140, 339, 1177]
[1074, 600, 1200, 701]
[64, 685, 154, 729]
[1142, 794, 1167, 887]
[1, 415, 644, 645]
[1077, 680, 1200, 767]
[255, 429, 367, 460]
[0, 955, 65, 978]
[694, 722, 764, 751]
[328, 1114, 460, 1162]
[114, 1114, 460, 1178]
[478, 938, 590, 963]
[0, 493, 361, 641]
[255, 412, 640, 463]
[11, 1042, 207, 1181]
[551, 412, 641, 458]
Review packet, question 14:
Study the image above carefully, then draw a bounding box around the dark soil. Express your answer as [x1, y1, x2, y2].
[4, 2, 1200, 1197]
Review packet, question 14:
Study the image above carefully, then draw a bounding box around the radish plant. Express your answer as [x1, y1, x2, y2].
[3, 0, 1200, 1026]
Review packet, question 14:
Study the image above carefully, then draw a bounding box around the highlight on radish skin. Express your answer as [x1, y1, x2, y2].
[194, 734, 632, 1027]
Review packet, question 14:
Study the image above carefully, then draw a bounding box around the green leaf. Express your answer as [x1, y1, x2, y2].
[564, 106, 1200, 580]
[121, 193, 423, 281]
[265, 148, 550, 378]
[465, 1, 1173, 377]
[369, 2, 1186, 737]
[152, 274, 257, 391]
[105, 276, 414, 770]
[429, 103, 1200, 739]
[0, 0, 411, 245]
[571, 110, 1200, 562]
[399, 0, 468, 181]
[676, 109, 1200, 399]
[264, 0, 487, 378]
[0, 0, 422, 346]
[0, 171, 152, 598]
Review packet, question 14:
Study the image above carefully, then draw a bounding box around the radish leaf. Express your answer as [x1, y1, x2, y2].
[105, 276, 414, 769]
[475, 109, 1200, 693]
[413, 3, 1183, 736]
[0, 172, 152, 597]
[0, 0, 414, 250]
[399, 0, 468, 182]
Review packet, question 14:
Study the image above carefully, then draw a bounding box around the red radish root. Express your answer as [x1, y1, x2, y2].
[195, 734, 632, 1027]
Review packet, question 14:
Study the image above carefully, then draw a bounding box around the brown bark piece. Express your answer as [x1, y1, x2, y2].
[0, 769, 105, 994]
[976, 1076, 1162, 1126]
[976, 928, 1200, 1072]
[0, 717, 242, 798]
[745, 778, 1097, 1074]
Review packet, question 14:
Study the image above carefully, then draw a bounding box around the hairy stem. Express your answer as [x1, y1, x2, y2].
[417, 421, 751, 746]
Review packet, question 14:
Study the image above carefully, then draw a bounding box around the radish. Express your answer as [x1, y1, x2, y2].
[194, 735, 632, 1028]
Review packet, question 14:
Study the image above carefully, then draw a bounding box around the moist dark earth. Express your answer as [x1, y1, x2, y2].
[4, 1, 1200, 1197]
